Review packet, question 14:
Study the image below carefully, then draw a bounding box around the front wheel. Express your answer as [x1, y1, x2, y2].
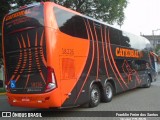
[144, 76, 151, 88]
[102, 82, 113, 102]
[89, 84, 100, 108]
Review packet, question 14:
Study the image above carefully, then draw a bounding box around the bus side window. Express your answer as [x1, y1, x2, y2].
[73, 16, 88, 39]
[134, 60, 147, 71]
[108, 27, 120, 45]
[54, 7, 75, 37]
[93, 22, 102, 42]
[54, 7, 88, 39]
[119, 31, 131, 48]
[131, 60, 136, 69]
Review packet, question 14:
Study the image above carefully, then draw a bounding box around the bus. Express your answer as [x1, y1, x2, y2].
[2, 2, 157, 108]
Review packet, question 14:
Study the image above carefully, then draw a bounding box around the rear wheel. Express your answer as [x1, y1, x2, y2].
[89, 84, 100, 108]
[102, 82, 113, 102]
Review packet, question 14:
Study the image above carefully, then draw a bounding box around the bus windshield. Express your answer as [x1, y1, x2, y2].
[4, 4, 44, 34]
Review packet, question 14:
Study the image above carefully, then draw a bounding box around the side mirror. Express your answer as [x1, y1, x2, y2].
[0, 80, 3, 88]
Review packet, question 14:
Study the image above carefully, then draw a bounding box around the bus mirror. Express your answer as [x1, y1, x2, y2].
[0, 80, 3, 88]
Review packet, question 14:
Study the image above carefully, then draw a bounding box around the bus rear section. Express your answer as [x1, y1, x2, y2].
[2, 4, 59, 108]
[3, 3, 90, 109]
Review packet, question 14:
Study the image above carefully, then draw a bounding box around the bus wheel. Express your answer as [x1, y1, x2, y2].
[89, 84, 100, 108]
[145, 76, 151, 88]
[102, 82, 113, 102]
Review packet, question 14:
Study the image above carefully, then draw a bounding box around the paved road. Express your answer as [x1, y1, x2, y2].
[0, 75, 160, 120]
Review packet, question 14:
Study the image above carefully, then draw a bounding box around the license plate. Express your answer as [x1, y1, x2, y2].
[22, 98, 30, 102]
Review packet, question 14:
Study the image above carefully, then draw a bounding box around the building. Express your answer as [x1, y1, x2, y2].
[143, 35, 160, 49]
[143, 35, 160, 74]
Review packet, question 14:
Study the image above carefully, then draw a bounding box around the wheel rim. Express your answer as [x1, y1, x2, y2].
[91, 88, 99, 104]
[106, 85, 112, 99]
[147, 78, 151, 86]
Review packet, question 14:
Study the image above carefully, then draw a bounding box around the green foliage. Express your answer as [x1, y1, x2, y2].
[0, 0, 12, 58]
[52, 0, 128, 26]
[0, 0, 11, 31]
[0, 0, 128, 29]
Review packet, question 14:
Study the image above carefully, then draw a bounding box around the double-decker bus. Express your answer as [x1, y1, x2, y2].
[2, 2, 157, 108]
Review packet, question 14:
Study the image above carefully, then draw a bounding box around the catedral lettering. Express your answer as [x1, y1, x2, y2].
[5, 9, 31, 21]
[116, 47, 140, 58]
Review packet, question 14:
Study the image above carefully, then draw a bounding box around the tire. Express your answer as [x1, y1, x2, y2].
[145, 76, 151, 88]
[89, 84, 100, 108]
[102, 82, 113, 102]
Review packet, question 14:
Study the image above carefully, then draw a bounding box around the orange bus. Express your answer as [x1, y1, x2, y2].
[2, 2, 156, 108]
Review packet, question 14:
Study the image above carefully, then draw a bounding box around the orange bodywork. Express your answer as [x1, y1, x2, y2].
[3, 2, 89, 108]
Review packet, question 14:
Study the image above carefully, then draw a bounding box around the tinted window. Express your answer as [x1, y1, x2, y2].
[115, 59, 126, 73]
[121, 31, 151, 50]
[108, 27, 120, 45]
[94, 22, 102, 42]
[119, 31, 131, 48]
[54, 7, 88, 39]
[74, 16, 88, 39]
[4, 5, 44, 34]
[133, 60, 147, 71]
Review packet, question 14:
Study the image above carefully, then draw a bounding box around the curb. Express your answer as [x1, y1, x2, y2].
[0, 92, 6, 95]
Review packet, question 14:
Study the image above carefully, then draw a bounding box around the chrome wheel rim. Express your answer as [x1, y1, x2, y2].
[147, 78, 151, 86]
[106, 85, 112, 99]
[91, 88, 99, 104]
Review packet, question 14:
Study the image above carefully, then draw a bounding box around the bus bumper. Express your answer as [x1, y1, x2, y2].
[7, 92, 61, 109]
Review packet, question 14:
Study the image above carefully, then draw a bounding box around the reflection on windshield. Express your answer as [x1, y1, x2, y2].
[122, 31, 152, 50]
[4, 5, 44, 34]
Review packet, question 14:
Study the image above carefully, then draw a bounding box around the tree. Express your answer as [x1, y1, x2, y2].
[51, 0, 128, 26]
[1, 0, 128, 26]
[0, 0, 11, 32]
[0, 0, 12, 58]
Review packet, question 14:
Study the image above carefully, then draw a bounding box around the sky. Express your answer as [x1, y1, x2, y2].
[120, 0, 160, 36]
